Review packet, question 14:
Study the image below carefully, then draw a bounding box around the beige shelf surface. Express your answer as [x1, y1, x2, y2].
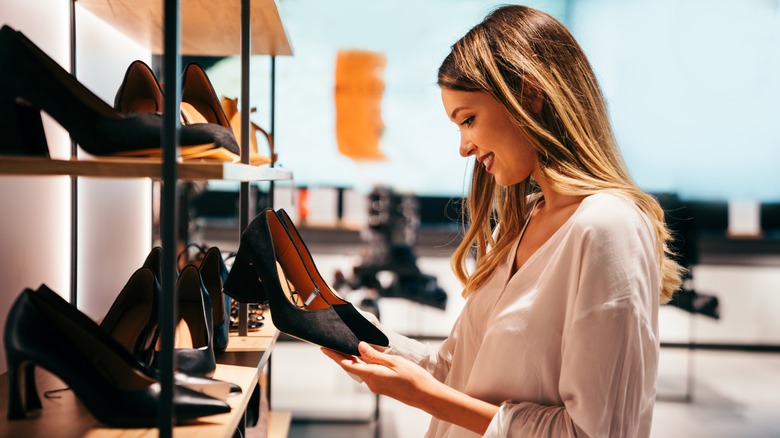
[0, 364, 259, 438]
[268, 411, 292, 438]
[77, 0, 293, 56]
[0, 156, 292, 182]
[218, 313, 279, 369]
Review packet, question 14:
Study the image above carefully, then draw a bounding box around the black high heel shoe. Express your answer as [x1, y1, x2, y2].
[179, 62, 241, 162]
[275, 208, 389, 347]
[177, 244, 231, 353]
[223, 209, 362, 356]
[114, 60, 164, 115]
[4, 286, 230, 427]
[197, 246, 232, 353]
[0, 26, 239, 157]
[162, 264, 218, 378]
[142, 246, 217, 376]
[99, 267, 159, 368]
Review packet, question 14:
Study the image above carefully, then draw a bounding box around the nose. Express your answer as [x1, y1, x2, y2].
[459, 135, 475, 158]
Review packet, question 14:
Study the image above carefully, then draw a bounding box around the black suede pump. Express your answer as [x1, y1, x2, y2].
[275, 208, 389, 347]
[4, 286, 230, 427]
[223, 209, 362, 356]
[114, 60, 164, 115]
[197, 246, 232, 353]
[178, 62, 242, 162]
[0, 25, 239, 157]
[168, 264, 218, 378]
[99, 267, 159, 369]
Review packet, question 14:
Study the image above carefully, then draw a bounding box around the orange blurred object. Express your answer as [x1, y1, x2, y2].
[298, 187, 309, 223]
[334, 50, 386, 160]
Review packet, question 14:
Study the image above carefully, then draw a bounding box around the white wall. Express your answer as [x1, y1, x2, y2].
[0, 0, 152, 374]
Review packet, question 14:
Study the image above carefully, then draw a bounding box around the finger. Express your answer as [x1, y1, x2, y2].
[320, 347, 354, 361]
[321, 347, 372, 373]
[357, 341, 394, 366]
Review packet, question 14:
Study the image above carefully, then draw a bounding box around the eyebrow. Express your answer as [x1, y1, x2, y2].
[449, 106, 469, 121]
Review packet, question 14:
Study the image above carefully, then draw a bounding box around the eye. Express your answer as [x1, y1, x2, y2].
[459, 116, 474, 127]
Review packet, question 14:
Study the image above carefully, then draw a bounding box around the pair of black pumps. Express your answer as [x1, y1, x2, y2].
[0, 24, 238, 159]
[4, 246, 238, 427]
[113, 59, 244, 162]
[4, 285, 231, 427]
[224, 208, 389, 356]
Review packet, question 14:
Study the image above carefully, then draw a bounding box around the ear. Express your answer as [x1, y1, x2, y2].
[526, 85, 544, 114]
[518, 79, 544, 114]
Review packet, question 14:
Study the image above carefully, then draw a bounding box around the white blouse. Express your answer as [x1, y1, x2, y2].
[384, 192, 661, 437]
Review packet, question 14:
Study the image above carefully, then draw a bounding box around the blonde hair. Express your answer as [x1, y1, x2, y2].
[438, 5, 684, 303]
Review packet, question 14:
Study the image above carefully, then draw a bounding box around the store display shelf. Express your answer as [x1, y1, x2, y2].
[0, 363, 259, 438]
[0, 156, 292, 182]
[77, 0, 292, 56]
[218, 313, 279, 369]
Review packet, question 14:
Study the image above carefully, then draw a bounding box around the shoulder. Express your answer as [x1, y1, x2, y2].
[572, 192, 654, 240]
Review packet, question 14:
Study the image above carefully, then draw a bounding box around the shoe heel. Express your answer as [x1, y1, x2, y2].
[6, 353, 41, 419]
[0, 94, 49, 157]
[223, 246, 267, 304]
[23, 362, 42, 412]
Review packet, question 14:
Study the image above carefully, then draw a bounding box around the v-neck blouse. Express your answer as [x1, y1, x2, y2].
[384, 192, 661, 437]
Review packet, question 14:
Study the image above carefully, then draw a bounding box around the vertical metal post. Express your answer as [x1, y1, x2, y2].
[268, 56, 276, 207]
[265, 54, 277, 411]
[159, 0, 181, 435]
[685, 313, 696, 403]
[69, 0, 78, 307]
[238, 0, 252, 337]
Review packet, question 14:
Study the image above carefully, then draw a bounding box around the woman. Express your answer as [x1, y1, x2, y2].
[323, 5, 684, 437]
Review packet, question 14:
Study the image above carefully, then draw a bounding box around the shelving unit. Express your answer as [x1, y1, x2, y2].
[0, 156, 292, 181]
[1, 0, 293, 435]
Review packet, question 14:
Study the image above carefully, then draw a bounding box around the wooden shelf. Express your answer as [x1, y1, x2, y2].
[0, 320, 280, 438]
[268, 411, 292, 438]
[77, 0, 293, 56]
[0, 364, 260, 438]
[218, 314, 279, 369]
[0, 156, 292, 182]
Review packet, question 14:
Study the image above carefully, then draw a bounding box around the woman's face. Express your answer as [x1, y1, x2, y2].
[441, 88, 539, 186]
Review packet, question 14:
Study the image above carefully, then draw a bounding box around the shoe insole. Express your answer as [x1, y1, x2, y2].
[181, 100, 217, 125]
[105, 304, 153, 354]
[123, 97, 159, 115]
[179, 304, 208, 349]
[109, 143, 217, 158]
[277, 261, 304, 307]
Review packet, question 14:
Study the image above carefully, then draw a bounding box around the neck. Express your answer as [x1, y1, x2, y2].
[531, 169, 584, 212]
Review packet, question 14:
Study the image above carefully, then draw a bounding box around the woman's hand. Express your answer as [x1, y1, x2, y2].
[321, 342, 440, 410]
[323, 341, 499, 434]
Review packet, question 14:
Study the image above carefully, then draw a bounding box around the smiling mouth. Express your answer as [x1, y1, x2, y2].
[479, 153, 494, 172]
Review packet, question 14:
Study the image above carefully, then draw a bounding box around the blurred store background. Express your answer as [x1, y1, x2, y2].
[1, 0, 779, 436]
[179, 1, 780, 436]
